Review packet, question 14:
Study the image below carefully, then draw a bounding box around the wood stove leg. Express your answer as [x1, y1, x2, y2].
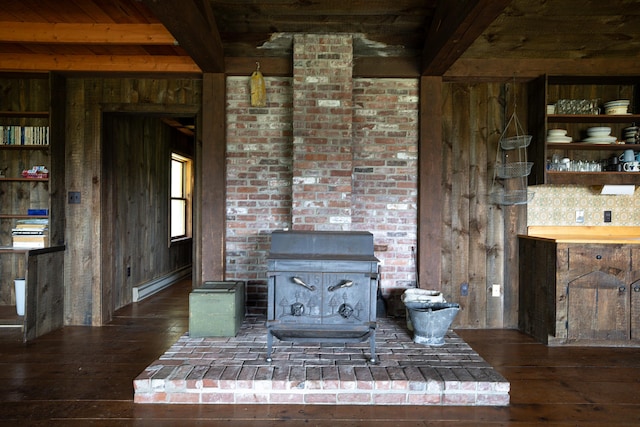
[266, 330, 273, 362]
[369, 332, 377, 363]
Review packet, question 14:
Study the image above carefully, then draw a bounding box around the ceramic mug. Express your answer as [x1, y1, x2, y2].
[623, 161, 640, 172]
[620, 149, 636, 162]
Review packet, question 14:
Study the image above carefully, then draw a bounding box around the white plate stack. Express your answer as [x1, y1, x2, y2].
[604, 100, 630, 115]
[547, 129, 572, 143]
[584, 126, 616, 144]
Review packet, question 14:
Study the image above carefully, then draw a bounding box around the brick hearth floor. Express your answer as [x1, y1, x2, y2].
[134, 317, 510, 406]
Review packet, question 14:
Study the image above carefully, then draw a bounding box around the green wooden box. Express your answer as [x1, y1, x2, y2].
[189, 281, 245, 337]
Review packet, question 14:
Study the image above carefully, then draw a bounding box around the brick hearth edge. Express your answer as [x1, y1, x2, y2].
[134, 317, 510, 406]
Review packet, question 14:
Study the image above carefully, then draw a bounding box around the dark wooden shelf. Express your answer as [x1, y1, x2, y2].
[0, 145, 49, 150]
[0, 111, 49, 118]
[545, 171, 640, 185]
[548, 114, 640, 123]
[0, 214, 48, 219]
[547, 143, 636, 150]
[0, 177, 48, 182]
[0, 247, 30, 253]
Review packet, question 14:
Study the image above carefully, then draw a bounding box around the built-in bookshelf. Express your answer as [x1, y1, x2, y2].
[0, 73, 64, 318]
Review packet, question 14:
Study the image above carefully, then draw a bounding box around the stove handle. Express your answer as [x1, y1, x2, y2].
[292, 276, 316, 291]
[328, 280, 353, 292]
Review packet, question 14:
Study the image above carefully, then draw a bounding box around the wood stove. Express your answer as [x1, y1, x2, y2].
[266, 230, 379, 363]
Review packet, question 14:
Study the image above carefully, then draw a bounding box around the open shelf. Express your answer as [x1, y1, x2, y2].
[528, 75, 640, 185]
[548, 114, 640, 123]
[546, 171, 640, 185]
[547, 143, 636, 150]
[0, 214, 48, 219]
[0, 178, 48, 182]
[0, 247, 31, 253]
[0, 111, 49, 118]
[0, 145, 49, 150]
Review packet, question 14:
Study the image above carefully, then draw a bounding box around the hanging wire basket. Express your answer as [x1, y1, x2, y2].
[495, 161, 534, 178]
[490, 100, 535, 205]
[500, 135, 532, 150]
[490, 189, 535, 206]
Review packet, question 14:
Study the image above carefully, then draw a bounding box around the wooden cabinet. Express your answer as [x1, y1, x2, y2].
[528, 75, 640, 185]
[0, 73, 65, 328]
[519, 237, 640, 346]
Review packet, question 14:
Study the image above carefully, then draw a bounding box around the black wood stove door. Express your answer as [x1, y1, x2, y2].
[271, 272, 373, 325]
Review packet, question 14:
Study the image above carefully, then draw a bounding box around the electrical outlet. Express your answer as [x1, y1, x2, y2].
[68, 191, 81, 204]
[460, 282, 469, 296]
[604, 210, 612, 223]
[576, 210, 584, 224]
[491, 284, 501, 297]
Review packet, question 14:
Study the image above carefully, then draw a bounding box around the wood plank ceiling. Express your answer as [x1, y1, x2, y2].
[0, 0, 639, 79]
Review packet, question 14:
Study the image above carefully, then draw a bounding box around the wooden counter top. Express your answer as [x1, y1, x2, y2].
[520, 226, 640, 244]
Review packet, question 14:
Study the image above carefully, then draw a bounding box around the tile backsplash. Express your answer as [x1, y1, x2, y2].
[527, 185, 640, 226]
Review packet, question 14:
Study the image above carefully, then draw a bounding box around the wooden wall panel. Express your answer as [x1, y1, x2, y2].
[441, 81, 527, 328]
[484, 84, 506, 328]
[103, 114, 192, 310]
[65, 77, 200, 325]
[65, 78, 101, 325]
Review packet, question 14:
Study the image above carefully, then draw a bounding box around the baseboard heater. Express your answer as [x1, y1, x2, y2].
[132, 265, 192, 302]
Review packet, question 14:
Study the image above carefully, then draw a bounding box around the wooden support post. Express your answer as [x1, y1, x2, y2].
[199, 73, 226, 284]
[418, 76, 443, 289]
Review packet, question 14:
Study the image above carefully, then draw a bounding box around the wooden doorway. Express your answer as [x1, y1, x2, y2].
[101, 111, 195, 322]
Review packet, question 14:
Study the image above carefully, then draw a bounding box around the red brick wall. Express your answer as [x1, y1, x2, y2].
[352, 78, 419, 302]
[225, 34, 419, 315]
[291, 34, 354, 229]
[225, 76, 293, 314]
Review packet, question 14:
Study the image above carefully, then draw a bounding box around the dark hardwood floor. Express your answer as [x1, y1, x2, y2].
[1, 278, 639, 426]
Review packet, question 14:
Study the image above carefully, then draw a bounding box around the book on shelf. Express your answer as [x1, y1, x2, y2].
[12, 235, 48, 248]
[0, 125, 49, 145]
[12, 218, 49, 247]
[13, 218, 48, 228]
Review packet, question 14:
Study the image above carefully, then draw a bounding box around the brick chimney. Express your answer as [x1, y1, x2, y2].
[291, 34, 354, 230]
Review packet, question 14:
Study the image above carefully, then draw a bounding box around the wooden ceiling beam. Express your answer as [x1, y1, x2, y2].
[0, 53, 201, 73]
[445, 58, 640, 82]
[421, 0, 510, 76]
[224, 56, 421, 78]
[0, 22, 177, 45]
[141, 0, 225, 73]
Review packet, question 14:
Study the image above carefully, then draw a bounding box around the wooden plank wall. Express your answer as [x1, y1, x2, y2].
[441, 81, 528, 328]
[65, 77, 201, 325]
[102, 114, 192, 311]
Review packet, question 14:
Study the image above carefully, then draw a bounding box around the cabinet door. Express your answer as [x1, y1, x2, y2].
[567, 245, 630, 274]
[567, 270, 630, 342]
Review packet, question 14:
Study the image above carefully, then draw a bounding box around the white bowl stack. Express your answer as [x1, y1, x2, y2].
[547, 129, 572, 143]
[584, 126, 616, 144]
[624, 126, 639, 144]
[604, 100, 630, 115]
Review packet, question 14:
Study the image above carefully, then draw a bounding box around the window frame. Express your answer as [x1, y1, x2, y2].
[170, 152, 193, 244]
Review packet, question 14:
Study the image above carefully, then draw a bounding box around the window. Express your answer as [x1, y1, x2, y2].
[170, 153, 192, 241]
